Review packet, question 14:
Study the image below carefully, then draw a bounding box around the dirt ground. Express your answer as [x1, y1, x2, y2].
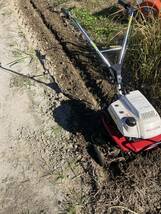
[0, 1, 87, 213]
[1, 0, 161, 213]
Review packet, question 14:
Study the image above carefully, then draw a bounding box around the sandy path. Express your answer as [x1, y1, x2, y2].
[0, 1, 69, 213]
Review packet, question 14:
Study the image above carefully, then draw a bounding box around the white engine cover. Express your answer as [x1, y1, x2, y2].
[108, 90, 161, 139]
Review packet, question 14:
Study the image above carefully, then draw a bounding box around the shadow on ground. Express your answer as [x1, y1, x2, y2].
[52, 99, 109, 167]
[93, 5, 128, 23]
[52, 97, 132, 179]
[53, 99, 99, 136]
[0, 59, 109, 167]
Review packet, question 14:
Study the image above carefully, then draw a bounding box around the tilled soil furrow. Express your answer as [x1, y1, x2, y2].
[11, 0, 98, 108]
[30, 0, 114, 106]
[10, 3, 104, 212]
[9, 1, 161, 214]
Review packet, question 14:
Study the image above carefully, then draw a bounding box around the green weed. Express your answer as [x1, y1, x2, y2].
[72, 8, 123, 46]
[10, 75, 33, 88]
[9, 48, 38, 67]
[125, 18, 161, 96]
[51, 126, 63, 138]
[66, 204, 76, 214]
[72, 8, 161, 97]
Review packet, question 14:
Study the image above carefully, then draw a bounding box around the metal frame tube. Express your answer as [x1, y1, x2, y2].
[64, 8, 134, 96]
[101, 47, 122, 53]
[69, 14, 112, 68]
[119, 11, 134, 65]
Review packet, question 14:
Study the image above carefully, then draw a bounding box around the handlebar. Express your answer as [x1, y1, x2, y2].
[61, 8, 71, 19]
[118, 0, 135, 15]
[61, 3, 134, 94]
[118, 0, 131, 9]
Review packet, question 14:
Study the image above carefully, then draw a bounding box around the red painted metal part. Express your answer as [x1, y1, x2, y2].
[102, 115, 161, 153]
[138, 0, 161, 17]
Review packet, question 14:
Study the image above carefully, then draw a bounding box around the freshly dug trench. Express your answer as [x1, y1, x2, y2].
[11, 0, 99, 109]
[11, 0, 161, 213]
[30, 0, 115, 106]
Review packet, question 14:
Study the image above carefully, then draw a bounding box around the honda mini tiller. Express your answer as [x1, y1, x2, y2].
[62, 0, 161, 154]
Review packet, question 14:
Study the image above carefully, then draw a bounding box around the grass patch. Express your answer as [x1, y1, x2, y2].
[9, 48, 38, 67]
[72, 8, 123, 46]
[125, 18, 161, 93]
[51, 125, 63, 138]
[10, 75, 33, 88]
[71, 7, 161, 98]
[65, 204, 77, 214]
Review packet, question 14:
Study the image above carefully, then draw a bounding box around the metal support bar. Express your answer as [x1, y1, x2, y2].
[62, 8, 134, 96]
[64, 10, 112, 68]
[101, 47, 122, 53]
[119, 11, 134, 65]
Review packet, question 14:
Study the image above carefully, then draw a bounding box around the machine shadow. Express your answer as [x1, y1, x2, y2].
[52, 99, 102, 136]
[0, 62, 109, 167]
[0, 63, 61, 94]
[0, 51, 125, 172]
[52, 99, 128, 178]
[93, 5, 128, 23]
[52, 99, 111, 166]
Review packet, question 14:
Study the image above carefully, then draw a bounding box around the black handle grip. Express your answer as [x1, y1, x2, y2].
[118, 0, 135, 15]
[118, 0, 131, 9]
[61, 8, 71, 19]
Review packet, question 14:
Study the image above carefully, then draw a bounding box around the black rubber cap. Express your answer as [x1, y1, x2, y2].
[125, 117, 136, 127]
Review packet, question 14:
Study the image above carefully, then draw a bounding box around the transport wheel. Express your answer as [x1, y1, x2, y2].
[86, 143, 106, 167]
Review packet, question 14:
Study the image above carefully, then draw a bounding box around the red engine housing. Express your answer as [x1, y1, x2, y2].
[102, 115, 161, 153]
